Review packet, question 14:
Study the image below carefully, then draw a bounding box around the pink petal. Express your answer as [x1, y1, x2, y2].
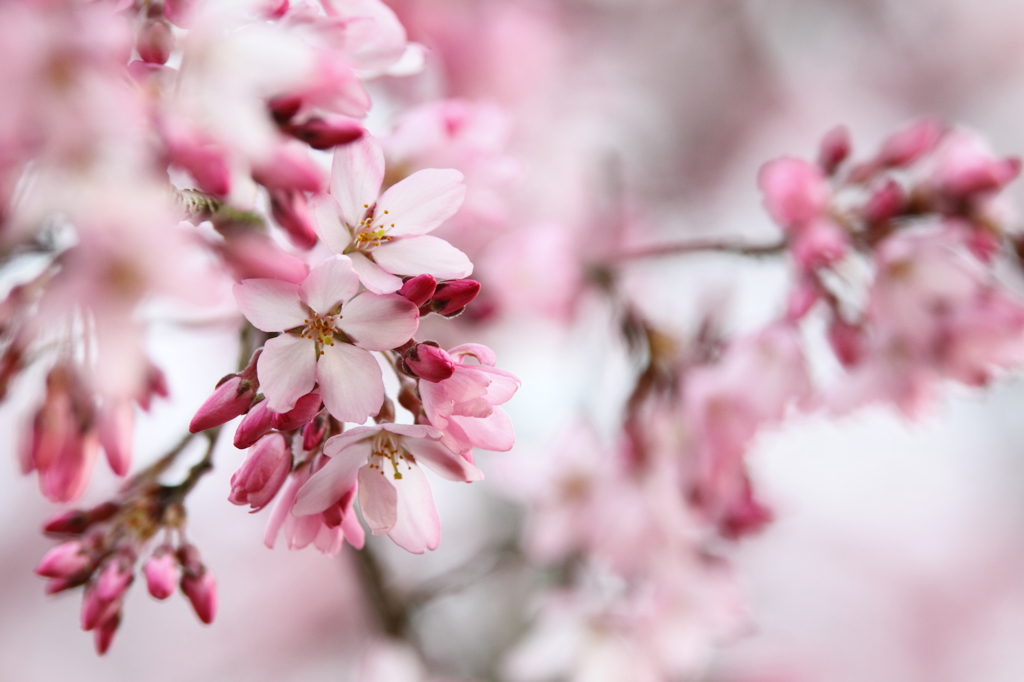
[293, 440, 372, 515]
[387, 462, 441, 553]
[338, 293, 419, 351]
[309, 193, 353, 254]
[300, 255, 360, 314]
[257, 334, 317, 412]
[323, 425, 383, 457]
[316, 342, 384, 423]
[406, 438, 484, 482]
[350, 251, 404, 294]
[451, 407, 515, 452]
[475, 366, 521, 404]
[375, 168, 465, 236]
[233, 279, 306, 332]
[372, 236, 473, 280]
[331, 134, 384, 227]
[264, 468, 307, 549]
[381, 423, 439, 440]
[358, 464, 398, 535]
[450, 343, 497, 366]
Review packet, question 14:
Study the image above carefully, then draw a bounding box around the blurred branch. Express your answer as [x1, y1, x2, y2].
[613, 236, 787, 261]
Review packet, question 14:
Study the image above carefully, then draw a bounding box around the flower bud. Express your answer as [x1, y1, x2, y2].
[181, 568, 217, 625]
[217, 231, 309, 284]
[269, 188, 318, 250]
[398, 274, 437, 307]
[863, 178, 906, 225]
[878, 118, 943, 168]
[99, 398, 133, 477]
[190, 375, 259, 433]
[403, 343, 455, 382]
[229, 433, 292, 511]
[253, 148, 323, 193]
[271, 392, 322, 432]
[233, 397, 274, 449]
[757, 157, 828, 230]
[284, 117, 364, 150]
[301, 415, 327, 451]
[43, 501, 119, 535]
[93, 610, 121, 655]
[35, 541, 90, 578]
[827, 318, 864, 368]
[428, 280, 481, 317]
[818, 125, 851, 176]
[143, 546, 178, 600]
[95, 557, 133, 603]
[269, 95, 303, 125]
[137, 19, 174, 65]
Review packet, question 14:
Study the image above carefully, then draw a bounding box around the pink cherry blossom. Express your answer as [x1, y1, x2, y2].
[264, 461, 365, 556]
[293, 423, 483, 553]
[311, 134, 472, 293]
[419, 344, 520, 457]
[233, 255, 419, 423]
[229, 433, 293, 512]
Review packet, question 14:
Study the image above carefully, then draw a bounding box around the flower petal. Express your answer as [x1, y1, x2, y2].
[387, 461, 441, 553]
[451, 407, 515, 452]
[300, 255, 360, 314]
[258, 334, 317, 413]
[293, 441, 372, 515]
[323, 425, 381, 457]
[406, 438, 484, 482]
[331, 134, 384, 227]
[350, 251, 404, 294]
[358, 464, 398, 535]
[375, 168, 465, 236]
[339, 292, 419, 351]
[233, 279, 306, 332]
[316, 342, 384, 423]
[475, 365, 521, 404]
[309, 193, 353, 254]
[372, 236, 473, 279]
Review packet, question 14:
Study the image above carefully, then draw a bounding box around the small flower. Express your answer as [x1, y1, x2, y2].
[311, 135, 472, 294]
[233, 255, 419, 423]
[229, 433, 293, 512]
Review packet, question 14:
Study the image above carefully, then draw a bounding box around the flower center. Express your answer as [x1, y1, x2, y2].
[366, 431, 412, 480]
[352, 204, 395, 251]
[299, 312, 341, 346]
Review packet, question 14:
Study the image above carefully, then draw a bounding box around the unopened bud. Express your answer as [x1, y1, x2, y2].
[284, 117, 364, 150]
[403, 343, 455, 382]
[35, 541, 90, 578]
[43, 501, 119, 535]
[95, 557, 134, 603]
[99, 398, 133, 477]
[818, 125, 851, 175]
[269, 188, 318, 250]
[143, 545, 178, 600]
[253, 149, 323, 193]
[269, 95, 303, 125]
[863, 178, 906, 225]
[228, 433, 292, 511]
[398, 274, 437, 307]
[233, 397, 274, 449]
[301, 415, 327, 451]
[828, 318, 864, 368]
[137, 19, 174, 65]
[181, 568, 217, 625]
[878, 118, 943, 168]
[271, 392, 322, 432]
[428, 280, 481, 317]
[93, 609, 121, 655]
[373, 397, 395, 424]
[190, 375, 259, 433]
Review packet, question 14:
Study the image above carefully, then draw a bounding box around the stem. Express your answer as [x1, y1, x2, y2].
[353, 540, 412, 639]
[612, 236, 787, 261]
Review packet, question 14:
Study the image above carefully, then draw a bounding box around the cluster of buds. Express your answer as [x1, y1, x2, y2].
[397, 274, 482, 318]
[36, 493, 216, 654]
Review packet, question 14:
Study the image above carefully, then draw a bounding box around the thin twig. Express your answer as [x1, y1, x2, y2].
[613, 236, 787, 261]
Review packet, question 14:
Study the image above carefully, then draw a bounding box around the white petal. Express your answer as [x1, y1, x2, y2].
[358, 465, 398, 535]
[375, 168, 465, 236]
[331, 135, 384, 227]
[372, 236, 473, 279]
[309, 193, 353, 254]
[339, 292, 419, 351]
[387, 461, 441, 553]
[300, 255, 360, 314]
[350, 251, 404, 294]
[258, 334, 317, 412]
[233, 279, 306, 332]
[316, 342, 384, 423]
[293, 441, 372, 515]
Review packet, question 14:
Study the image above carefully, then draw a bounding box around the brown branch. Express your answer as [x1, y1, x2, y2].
[613, 236, 787, 261]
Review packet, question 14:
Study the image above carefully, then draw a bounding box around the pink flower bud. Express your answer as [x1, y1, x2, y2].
[818, 125, 851, 175]
[190, 366, 260, 434]
[757, 157, 829, 230]
[81, 584, 120, 631]
[95, 558, 133, 603]
[99, 398, 133, 477]
[269, 188, 318, 250]
[163, 123, 231, 197]
[93, 610, 121, 655]
[827, 318, 864, 368]
[863, 178, 906, 225]
[216, 231, 309, 284]
[271, 392, 322, 432]
[403, 343, 455, 382]
[233, 398, 274, 449]
[398, 274, 437, 307]
[137, 19, 174, 65]
[137, 364, 170, 411]
[229, 433, 292, 511]
[878, 118, 944, 168]
[930, 131, 1022, 199]
[143, 546, 178, 600]
[284, 117, 364, 150]
[181, 568, 217, 625]
[35, 541, 90, 578]
[253, 148, 323, 193]
[429, 280, 481, 317]
[43, 501, 119, 535]
[790, 218, 849, 270]
[269, 95, 303, 125]
[719, 477, 773, 540]
[301, 417, 327, 451]
[786, 276, 820, 321]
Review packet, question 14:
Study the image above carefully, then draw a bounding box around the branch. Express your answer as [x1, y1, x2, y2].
[612, 236, 787, 261]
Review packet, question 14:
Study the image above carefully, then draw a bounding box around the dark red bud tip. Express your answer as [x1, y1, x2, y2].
[137, 19, 174, 65]
[818, 125, 851, 176]
[181, 570, 217, 624]
[284, 118, 364, 150]
[398, 274, 437, 307]
[430, 280, 480, 317]
[269, 95, 303, 125]
[403, 344, 455, 382]
[93, 612, 121, 655]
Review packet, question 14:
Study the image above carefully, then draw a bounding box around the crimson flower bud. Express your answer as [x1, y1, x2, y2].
[43, 501, 119, 535]
[863, 178, 906, 225]
[878, 118, 943, 168]
[818, 125, 851, 176]
[228, 433, 292, 511]
[271, 392, 322, 432]
[269, 188, 318, 250]
[828, 318, 864, 368]
[284, 117, 364, 150]
[233, 398, 274, 449]
[137, 19, 174, 65]
[428, 279, 480, 317]
[181, 568, 217, 625]
[403, 343, 455, 382]
[253, 149, 323, 193]
[93, 610, 121, 655]
[143, 545, 178, 600]
[269, 95, 303, 125]
[398, 274, 437, 307]
[35, 541, 90, 578]
[190, 375, 259, 433]
[301, 415, 327, 451]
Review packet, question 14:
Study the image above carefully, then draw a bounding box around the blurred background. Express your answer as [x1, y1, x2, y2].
[6, 0, 1024, 680]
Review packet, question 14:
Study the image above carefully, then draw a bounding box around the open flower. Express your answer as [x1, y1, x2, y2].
[293, 423, 482, 553]
[233, 255, 418, 423]
[311, 134, 472, 293]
